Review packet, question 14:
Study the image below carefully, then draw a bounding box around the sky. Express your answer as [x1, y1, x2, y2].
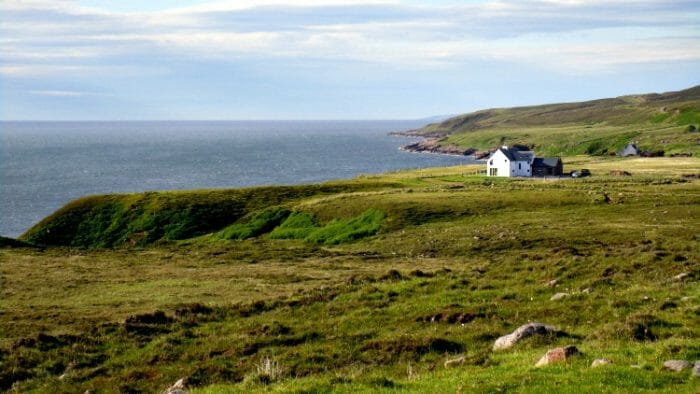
[1, 0, 699, 120]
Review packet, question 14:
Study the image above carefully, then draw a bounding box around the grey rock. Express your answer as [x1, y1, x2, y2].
[443, 355, 466, 368]
[493, 322, 557, 351]
[535, 345, 580, 367]
[164, 378, 187, 394]
[673, 272, 689, 281]
[550, 292, 569, 301]
[591, 358, 612, 367]
[693, 361, 700, 377]
[663, 360, 691, 372]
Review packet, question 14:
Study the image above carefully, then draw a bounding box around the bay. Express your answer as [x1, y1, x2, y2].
[0, 120, 475, 237]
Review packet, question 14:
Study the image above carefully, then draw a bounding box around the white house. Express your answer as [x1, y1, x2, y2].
[486, 146, 535, 177]
[486, 146, 564, 177]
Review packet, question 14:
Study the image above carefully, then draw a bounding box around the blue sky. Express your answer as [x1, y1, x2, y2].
[1, 0, 699, 120]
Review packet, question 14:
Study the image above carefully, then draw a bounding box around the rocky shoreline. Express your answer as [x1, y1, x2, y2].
[393, 134, 491, 159]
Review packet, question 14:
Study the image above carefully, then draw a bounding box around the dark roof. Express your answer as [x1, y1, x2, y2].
[497, 147, 534, 162]
[532, 157, 562, 168]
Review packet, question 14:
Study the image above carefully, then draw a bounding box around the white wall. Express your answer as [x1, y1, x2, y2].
[487, 150, 532, 177]
[487, 150, 511, 177]
[512, 160, 531, 177]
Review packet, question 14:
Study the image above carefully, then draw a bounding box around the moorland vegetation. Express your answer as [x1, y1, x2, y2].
[1, 157, 698, 393]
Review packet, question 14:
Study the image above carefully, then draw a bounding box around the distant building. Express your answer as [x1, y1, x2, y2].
[618, 143, 640, 157]
[532, 157, 563, 176]
[486, 146, 563, 177]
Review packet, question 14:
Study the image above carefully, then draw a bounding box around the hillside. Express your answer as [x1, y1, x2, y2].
[401, 85, 700, 157]
[2, 157, 699, 393]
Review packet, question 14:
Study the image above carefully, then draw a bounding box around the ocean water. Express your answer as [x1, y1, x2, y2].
[0, 121, 475, 238]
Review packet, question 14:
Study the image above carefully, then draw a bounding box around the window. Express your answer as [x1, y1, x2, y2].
[518, 163, 521, 170]
[489, 168, 498, 176]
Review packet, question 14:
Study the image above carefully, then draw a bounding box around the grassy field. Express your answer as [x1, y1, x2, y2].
[407, 85, 700, 157]
[1, 157, 699, 393]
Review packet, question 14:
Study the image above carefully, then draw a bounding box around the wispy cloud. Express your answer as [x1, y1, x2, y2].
[1, 0, 699, 119]
[1, 0, 698, 75]
[29, 89, 109, 97]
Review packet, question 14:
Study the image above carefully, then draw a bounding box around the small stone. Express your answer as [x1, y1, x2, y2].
[493, 322, 558, 351]
[535, 345, 580, 366]
[692, 361, 700, 377]
[550, 292, 569, 301]
[581, 288, 591, 294]
[663, 360, 691, 372]
[546, 279, 558, 287]
[591, 358, 612, 367]
[673, 272, 689, 281]
[630, 364, 642, 369]
[165, 378, 188, 394]
[444, 355, 466, 368]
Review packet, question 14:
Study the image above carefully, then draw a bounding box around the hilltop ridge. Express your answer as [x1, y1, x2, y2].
[399, 85, 700, 157]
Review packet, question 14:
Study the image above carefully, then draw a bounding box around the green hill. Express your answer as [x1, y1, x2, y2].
[406, 85, 700, 156]
[20, 181, 399, 248]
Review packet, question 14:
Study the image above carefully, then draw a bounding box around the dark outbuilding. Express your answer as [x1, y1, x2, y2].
[531, 157, 563, 176]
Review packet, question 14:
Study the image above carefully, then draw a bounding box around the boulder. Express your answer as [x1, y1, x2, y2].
[493, 322, 557, 350]
[591, 358, 612, 367]
[663, 360, 691, 372]
[535, 346, 580, 367]
[550, 292, 569, 301]
[693, 361, 700, 377]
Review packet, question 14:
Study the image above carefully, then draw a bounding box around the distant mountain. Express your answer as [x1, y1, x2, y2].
[402, 86, 700, 156]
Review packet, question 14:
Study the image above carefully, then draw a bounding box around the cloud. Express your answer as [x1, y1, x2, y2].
[1, 0, 699, 77]
[29, 89, 109, 97]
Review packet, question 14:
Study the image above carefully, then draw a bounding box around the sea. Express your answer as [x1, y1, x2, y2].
[0, 121, 476, 238]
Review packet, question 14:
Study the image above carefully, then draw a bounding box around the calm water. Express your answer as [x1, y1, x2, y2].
[0, 121, 474, 237]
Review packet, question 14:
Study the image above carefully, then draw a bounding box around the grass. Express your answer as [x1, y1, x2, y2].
[217, 208, 291, 240]
[407, 85, 700, 157]
[1, 156, 698, 393]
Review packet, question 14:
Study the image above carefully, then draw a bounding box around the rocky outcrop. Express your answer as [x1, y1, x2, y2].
[399, 138, 491, 159]
[535, 346, 580, 366]
[493, 322, 558, 350]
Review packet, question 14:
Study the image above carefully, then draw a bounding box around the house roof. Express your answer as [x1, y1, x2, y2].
[496, 147, 534, 162]
[532, 157, 562, 168]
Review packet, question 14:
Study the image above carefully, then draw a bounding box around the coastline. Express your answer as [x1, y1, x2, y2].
[391, 131, 491, 159]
